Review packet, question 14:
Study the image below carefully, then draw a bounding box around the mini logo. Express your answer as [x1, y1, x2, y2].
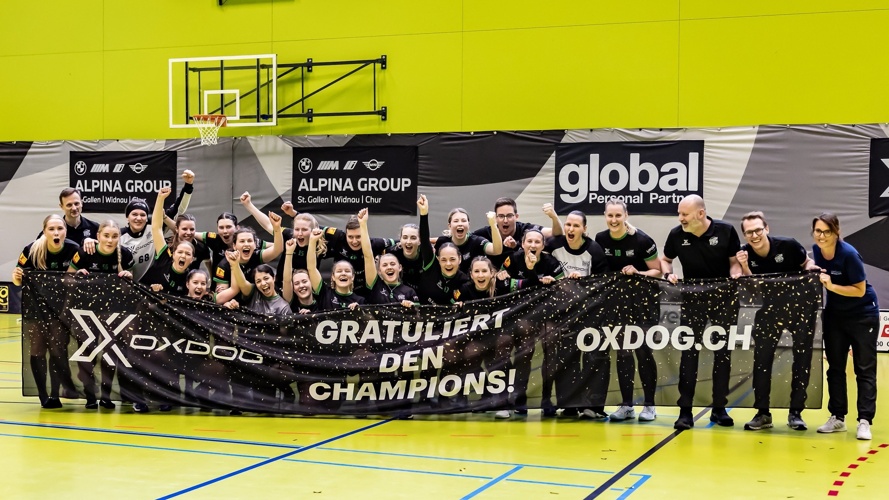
[129, 163, 148, 174]
[774, 254, 784, 263]
[709, 237, 719, 246]
[74, 161, 87, 176]
[317, 160, 340, 171]
[363, 159, 385, 171]
[344, 160, 358, 170]
[298, 158, 313, 174]
[69, 309, 135, 367]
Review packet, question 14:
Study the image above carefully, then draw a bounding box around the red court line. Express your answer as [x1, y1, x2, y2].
[840, 472, 850, 477]
[867, 450, 878, 454]
[848, 464, 858, 469]
[193, 429, 236, 433]
[828, 491, 838, 496]
[833, 481, 844, 486]
[828, 443, 886, 497]
[450, 434, 494, 437]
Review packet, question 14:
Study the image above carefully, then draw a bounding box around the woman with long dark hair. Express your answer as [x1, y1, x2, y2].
[812, 213, 879, 440]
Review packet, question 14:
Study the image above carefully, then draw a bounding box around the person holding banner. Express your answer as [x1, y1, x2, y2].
[435, 208, 502, 274]
[811, 213, 879, 441]
[594, 199, 662, 423]
[472, 198, 563, 269]
[545, 211, 609, 418]
[67, 219, 136, 410]
[501, 229, 564, 418]
[663, 195, 741, 430]
[387, 195, 436, 290]
[359, 208, 419, 307]
[13, 214, 80, 409]
[736, 211, 819, 431]
[140, 188, 197, 296]
[319, 214, 394, 299]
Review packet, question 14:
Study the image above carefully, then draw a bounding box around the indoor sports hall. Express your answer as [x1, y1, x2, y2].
[2, 2, 889, 499]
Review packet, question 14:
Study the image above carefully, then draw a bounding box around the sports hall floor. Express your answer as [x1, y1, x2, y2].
[0, 315, 887, 499]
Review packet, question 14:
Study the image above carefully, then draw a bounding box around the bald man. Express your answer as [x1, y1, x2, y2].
[662, 195, 742, 430]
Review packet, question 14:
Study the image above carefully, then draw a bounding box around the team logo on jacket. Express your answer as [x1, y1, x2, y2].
[774, 254, 784, 263]
[709, 237, 719, 246]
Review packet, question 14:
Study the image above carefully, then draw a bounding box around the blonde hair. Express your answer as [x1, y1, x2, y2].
[470, 256, 498, 298]
[329, 260, 355, 292]
[97, 219, 123, 272]
[29, 214, 66, 270]
[295, 213, 327, 257]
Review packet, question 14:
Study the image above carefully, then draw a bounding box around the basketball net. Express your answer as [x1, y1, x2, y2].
[193, 115, 227, 145]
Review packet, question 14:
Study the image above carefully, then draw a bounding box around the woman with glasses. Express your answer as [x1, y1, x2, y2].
[811, 213, 879, 440]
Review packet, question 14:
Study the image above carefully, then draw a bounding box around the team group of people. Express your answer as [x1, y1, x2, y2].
[13, 170, 879, 439]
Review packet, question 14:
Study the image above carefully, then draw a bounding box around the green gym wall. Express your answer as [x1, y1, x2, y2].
[1, 0, 887, 141]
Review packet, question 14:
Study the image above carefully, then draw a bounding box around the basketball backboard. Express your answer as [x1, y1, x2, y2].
[168, 54, 277, 128]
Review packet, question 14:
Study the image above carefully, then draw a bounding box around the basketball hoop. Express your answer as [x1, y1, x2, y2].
[192, 114, 227, 145]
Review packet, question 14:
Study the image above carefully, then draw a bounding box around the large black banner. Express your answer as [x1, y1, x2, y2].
[69, 151, 177, 213]
[869, 138, 889, 217]
[292, 146, 418, 215]
[555, 141, 704, 215]
[22, 272, 823, 414]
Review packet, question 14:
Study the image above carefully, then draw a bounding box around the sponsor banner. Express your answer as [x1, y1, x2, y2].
[22, 271, 822, 414]
[555, 141, 704, 215]
[69, 151, 177, 213]
[879, 310, 889, 353]
[291, 146, 418, 215]
[0, 282, 9, 313]
[868, 138, 889, 217]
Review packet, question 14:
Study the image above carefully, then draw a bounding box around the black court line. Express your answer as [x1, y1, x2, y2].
[584, 376, 751, 499]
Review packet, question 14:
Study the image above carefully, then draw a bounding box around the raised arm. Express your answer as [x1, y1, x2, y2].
[240, 191, 274, 234]
[152, 187, 172, 258]
[260, 211, 284, 263]
[282, 238, 296, 303]
[483, 211, 503, 256]
[227, 250, 252, 297]
[541, 203, 563, 238]
[357, 208, 377, 287]
[307, 228, 324, 293]
[417, 195, 435, 269]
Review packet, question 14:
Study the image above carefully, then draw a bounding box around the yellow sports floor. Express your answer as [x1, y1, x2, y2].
[0, 314, 886, 499]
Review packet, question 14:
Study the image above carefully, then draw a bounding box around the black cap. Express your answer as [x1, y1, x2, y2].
[125, 199, 150, 218]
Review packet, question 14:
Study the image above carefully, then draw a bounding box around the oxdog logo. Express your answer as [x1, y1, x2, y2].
[69, 309, 135, 368]
[298, 158, 313, 174]
[74, 161, 87, 176]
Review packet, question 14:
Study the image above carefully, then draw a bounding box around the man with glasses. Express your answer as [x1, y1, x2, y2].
[473, 197, 563, 268]
[737, 212, 819, 432]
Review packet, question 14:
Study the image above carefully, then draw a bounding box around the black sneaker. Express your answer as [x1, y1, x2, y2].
[674, 412, 694, 430]
[159, 405, 173, 412]
[514, 407, 528, 416]
[85, 399, 99, 410]
[743, 412, 773, 431]
[709, 407, 734, 427]
[98, 398, 116, 410]
[133, 403, 150, 413]
[41, 397, 63, 409]
[787, 411, 807, 431]
[561, 408, 579, 417]
[542, 408, 558, 418]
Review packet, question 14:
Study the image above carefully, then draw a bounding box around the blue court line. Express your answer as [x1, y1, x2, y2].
[285, 457, 490, 479]
[0, 420, 302, 450]
[616, 475, 651, 500]
[508, 478, 623, 490]
[157, 418, 393, 499]
[461, 465, 523, 500]
[0, 432, 268, 460]
[320, 446, 619, 474]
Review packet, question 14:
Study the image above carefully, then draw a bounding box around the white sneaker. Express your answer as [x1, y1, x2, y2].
[638, 406, 657, 421]
[857, 419, 872, 440]
[494, 410, 511, 419]
[817, 415, 847, 433]
[582, 408, 609, 420]
[609, 405, 636, 421]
